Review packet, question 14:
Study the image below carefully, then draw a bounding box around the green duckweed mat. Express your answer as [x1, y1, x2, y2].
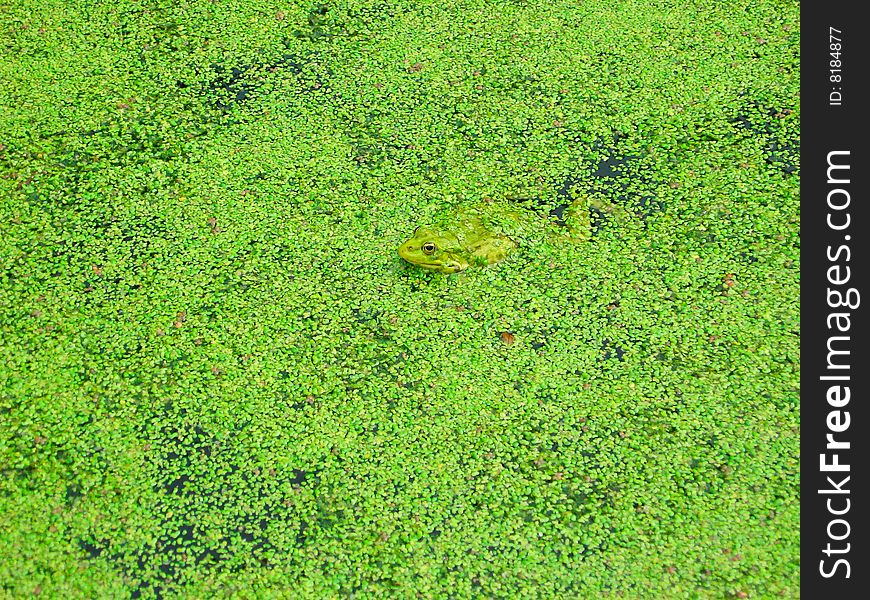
[1, 1, 799, 597]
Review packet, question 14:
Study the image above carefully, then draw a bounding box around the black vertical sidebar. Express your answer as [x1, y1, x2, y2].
[802, 3, 868, 598]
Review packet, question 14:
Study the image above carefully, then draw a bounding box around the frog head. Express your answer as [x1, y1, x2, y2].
[397, 225, 471, 273]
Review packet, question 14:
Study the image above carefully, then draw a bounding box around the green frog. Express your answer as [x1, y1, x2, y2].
[398, 194, 612, 274]
[397, 217, 518, 274]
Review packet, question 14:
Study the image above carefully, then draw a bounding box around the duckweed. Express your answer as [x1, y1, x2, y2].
[1, 0, 799, 597]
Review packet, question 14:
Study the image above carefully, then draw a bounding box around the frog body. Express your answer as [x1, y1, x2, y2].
[398, 194, 612, 274]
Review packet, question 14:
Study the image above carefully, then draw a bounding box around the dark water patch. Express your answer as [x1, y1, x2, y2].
[209, 63, 280, 110]
[353, 307, 383, 324]
[276, 388, 314, 411]
[510, 307, 563, 351]
[342, 0, 417, 36]
[177, 50, 330, 118]
[550, 136, 665, 230]
[74, 414, 325, 596]
[0, 464, 38, 498]
[599, 339, 626, 362]
[117, 214, 174, 258]
[730, 99, 798, 175]
[292, 4, 348, 42]
[764, 139, 798, 174]
[65, 482, 84, 504]
[290, 468, 311, 486]
[70, 116, 188, 169]
[346, 108, 421, 170]
[78, 538, 105, 560]
[11, 119, 186, 231]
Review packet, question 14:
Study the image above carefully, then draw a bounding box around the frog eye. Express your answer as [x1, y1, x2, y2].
[422, 242, 436, 255]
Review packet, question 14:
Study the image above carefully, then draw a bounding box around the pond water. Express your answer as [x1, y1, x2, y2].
[1, 1, 799, 597]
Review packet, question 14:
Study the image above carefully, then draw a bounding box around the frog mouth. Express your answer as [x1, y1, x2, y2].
[410, 261, 460, 272]
[438, 262, 463, 273]
[417, 260, 464, 273]
[398, 254, 463, 273]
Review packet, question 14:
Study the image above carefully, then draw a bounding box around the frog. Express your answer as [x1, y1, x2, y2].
[398, 193, 615, 274]
[397, 217, 518, 274]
